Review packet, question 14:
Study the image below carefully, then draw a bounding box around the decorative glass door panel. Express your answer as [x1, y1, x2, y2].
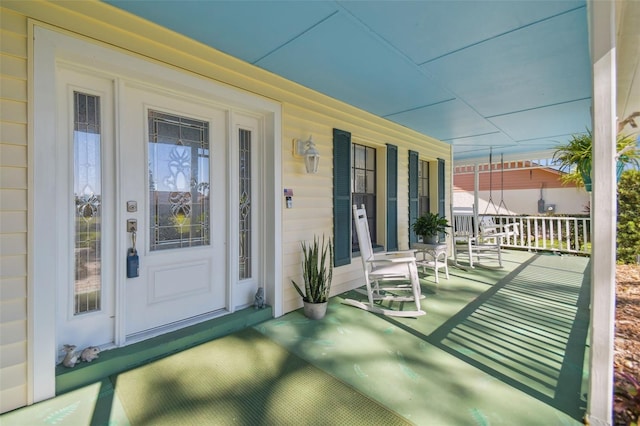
[238, 128, 252, 280]
[231, 114, 261, 306]
[148, 111, 210, 251]
[74, 91, 103, 314]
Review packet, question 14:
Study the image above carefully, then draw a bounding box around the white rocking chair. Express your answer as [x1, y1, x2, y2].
[343, 204, 426, 317]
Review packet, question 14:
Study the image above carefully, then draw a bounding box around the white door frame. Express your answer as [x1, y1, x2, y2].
[30, 24, 282, 403]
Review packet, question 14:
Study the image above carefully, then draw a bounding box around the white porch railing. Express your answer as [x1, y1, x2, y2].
[457, 214, 592, 255]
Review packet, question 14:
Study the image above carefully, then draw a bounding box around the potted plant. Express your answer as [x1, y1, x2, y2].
[291, 235, 333, 320]
[552, 128, 639, 192]
[412, 212, 450, 244]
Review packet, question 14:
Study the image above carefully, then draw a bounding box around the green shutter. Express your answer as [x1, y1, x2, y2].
[408, 151, 419, 244]
[438, 158, 446, 217]
[386, 144, 398, 251]
[333, 129, 351, 267]
[438, 158, 446, 241]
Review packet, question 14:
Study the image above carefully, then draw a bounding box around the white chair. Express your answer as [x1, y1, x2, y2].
[451, 207, 483, 268]
[478, 215, 520, 246]
[343, 204, 426, 317]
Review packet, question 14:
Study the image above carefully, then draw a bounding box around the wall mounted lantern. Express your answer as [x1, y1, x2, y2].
[295, 135, 320, 174]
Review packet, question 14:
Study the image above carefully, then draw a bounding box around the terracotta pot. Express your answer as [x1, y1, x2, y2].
[303, 301, 328, 320]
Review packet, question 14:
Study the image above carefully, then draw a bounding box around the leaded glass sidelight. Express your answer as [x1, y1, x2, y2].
[148, 111, 210, 251]
[238, 129, 252, 279]
[74, 92, 102, 315]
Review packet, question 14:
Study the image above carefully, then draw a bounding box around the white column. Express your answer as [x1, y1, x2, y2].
[474, 163, 480, 236]
[586, 1, 616, 425]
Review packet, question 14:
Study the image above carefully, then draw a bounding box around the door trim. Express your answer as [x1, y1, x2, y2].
[31, 24, 282, 403]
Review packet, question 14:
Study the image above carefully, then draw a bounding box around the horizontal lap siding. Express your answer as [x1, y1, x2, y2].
[0, 7, 29, 413]
[282, 108, 345, 313]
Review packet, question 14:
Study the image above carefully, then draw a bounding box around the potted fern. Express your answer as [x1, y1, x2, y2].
[412, 212, 450, 244]
[291, 235, 333, 319]
[552, 128, 639, 192]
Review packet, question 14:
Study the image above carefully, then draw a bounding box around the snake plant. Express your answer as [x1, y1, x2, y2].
[291, 236, 334, 303]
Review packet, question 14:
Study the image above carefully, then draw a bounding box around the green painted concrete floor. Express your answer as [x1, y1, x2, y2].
[1, 250, 591, 425]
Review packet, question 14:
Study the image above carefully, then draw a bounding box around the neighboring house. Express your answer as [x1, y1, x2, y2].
[453, 161, 590, 215]
[0, 3, 450, 412]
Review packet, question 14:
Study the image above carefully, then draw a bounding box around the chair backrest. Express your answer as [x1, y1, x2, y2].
[451, 207, 476, 240]
[353, 204, 374, 265]
[480, 215, 520, 235]
[479, 215, 499, 235]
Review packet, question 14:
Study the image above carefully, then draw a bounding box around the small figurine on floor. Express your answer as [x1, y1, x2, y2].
[61, 344, 78, 368]
[254, 287, 265, 309]
[80, 346, 100, 362]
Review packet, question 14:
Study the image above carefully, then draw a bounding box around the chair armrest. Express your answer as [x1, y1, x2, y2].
[482, 222, 519, 236]
[368, 254, 416, 264]
[501, 223, 520, 233]
[377, 250, 417, 258]
[470, 235, 501, 246]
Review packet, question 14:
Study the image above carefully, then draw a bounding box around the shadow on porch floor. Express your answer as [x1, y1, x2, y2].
[1, 250, 591, 425]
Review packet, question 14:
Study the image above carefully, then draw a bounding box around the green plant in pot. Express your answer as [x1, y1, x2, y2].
[412, 212, 450, 244]
[552, 128, 639, 192]
[291, 235, 333, 320]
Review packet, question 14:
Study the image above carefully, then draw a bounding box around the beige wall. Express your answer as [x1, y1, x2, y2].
[0, 7, 29, 413]
[453, 188, 590, 215]
[0, 1, 450, 412]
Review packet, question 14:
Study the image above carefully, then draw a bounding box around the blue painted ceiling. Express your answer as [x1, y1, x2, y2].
[105, 0, 592, 161]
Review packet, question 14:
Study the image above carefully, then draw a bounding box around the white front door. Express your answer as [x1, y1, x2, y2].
[55, 71, 230, 348]
[37, 25, 281, 402]
[120, 83, 228, 336]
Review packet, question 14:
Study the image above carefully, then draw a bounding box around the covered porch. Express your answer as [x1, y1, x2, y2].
[1, 250, 591, 425]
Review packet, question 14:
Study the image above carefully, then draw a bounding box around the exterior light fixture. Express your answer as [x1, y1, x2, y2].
[295, 135, 320, 174]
